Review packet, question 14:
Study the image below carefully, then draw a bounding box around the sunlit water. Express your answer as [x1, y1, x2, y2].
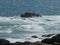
[0, 16, 60, 43]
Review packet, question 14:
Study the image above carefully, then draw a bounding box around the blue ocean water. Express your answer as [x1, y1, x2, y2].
[0, 0, 60, 16]
[0, 0, 60, 43]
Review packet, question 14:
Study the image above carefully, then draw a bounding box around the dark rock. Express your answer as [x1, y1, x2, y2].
[23, 41, 32, 45]
[23, 41, 43, 45]
[41, 38, 54, 44]
[0, 38, 43, 45]
[42, 34, 55, 37]
[52, 34, 60, 43]
[14, 42, 23, 45]
[0, 39, 10, 45]
[53, 42, 60, 45]
[31, 35, 38, 38]
[20, 12, 42, 18]
[41, 34, 60, 44]
[34, 41, 43, 45]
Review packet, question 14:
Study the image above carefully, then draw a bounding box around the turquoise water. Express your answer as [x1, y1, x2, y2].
[0, 0, 60, 16]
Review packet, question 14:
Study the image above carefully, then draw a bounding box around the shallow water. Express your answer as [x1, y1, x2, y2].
[0, 16, 60, 43]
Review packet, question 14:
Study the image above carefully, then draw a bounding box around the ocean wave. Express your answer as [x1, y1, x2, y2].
[0, 16, 60, 42]
[0, 29, 12, 34]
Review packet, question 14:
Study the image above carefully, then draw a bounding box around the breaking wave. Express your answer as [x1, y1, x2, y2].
[0, 16, 60, 42]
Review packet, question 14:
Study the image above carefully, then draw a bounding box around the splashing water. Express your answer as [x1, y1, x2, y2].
[0, 16, 60, 43]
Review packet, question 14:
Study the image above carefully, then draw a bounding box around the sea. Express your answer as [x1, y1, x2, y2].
[0, 0, 60, 16]
[0, 16, 60, 43]
[0, 0, 60, 43]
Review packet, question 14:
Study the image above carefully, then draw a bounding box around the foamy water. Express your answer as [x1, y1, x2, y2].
[0, 16, 60, 43]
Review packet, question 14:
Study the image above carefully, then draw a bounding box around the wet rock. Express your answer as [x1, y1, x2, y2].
[41, 38, 54, 44]
[52, 34, 60, 43]
[20, 12, 41, 18]
[41, 34, 60, 44]
[31, 35, 38, 38]
[14, 42, 23, 45]
[53, 42, 60, 45]
[0, 39, 10, 45]
[34, 41, 43, 45]
[42, 34, 55, 37]
[23, 41, 43, 45]
[0, 39, 43, 45]
[23, 41, 32, 45]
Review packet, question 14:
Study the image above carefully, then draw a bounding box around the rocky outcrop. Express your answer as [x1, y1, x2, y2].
[0, 39, 10, 45]
[41, 34, 60, 45]
[52, 34, 60, 43]
[41, 38, 54, 44]
[31, 35, 38, 38]
[1, 34, 60, 45]
[0, 39, 43, 45]
[20, 12, 42, 18]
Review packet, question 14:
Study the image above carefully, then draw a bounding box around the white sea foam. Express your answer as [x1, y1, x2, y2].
[6, 38, 42, 43]
[0, 16, 60, 42]
[6, 38, 25, 43]
[0, 29, 12, 33]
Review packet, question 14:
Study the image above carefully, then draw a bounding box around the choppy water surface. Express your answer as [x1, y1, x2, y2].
[0, 16, 60, 42]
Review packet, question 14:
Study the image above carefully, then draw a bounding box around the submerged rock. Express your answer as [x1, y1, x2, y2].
[31, 35, 38, 38]
[20, 12, 42, 18]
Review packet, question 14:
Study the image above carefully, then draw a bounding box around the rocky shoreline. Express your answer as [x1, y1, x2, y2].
[0, 34, 60, 45]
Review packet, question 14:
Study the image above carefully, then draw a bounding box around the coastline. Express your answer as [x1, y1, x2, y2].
[0, 34, 60, 45]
